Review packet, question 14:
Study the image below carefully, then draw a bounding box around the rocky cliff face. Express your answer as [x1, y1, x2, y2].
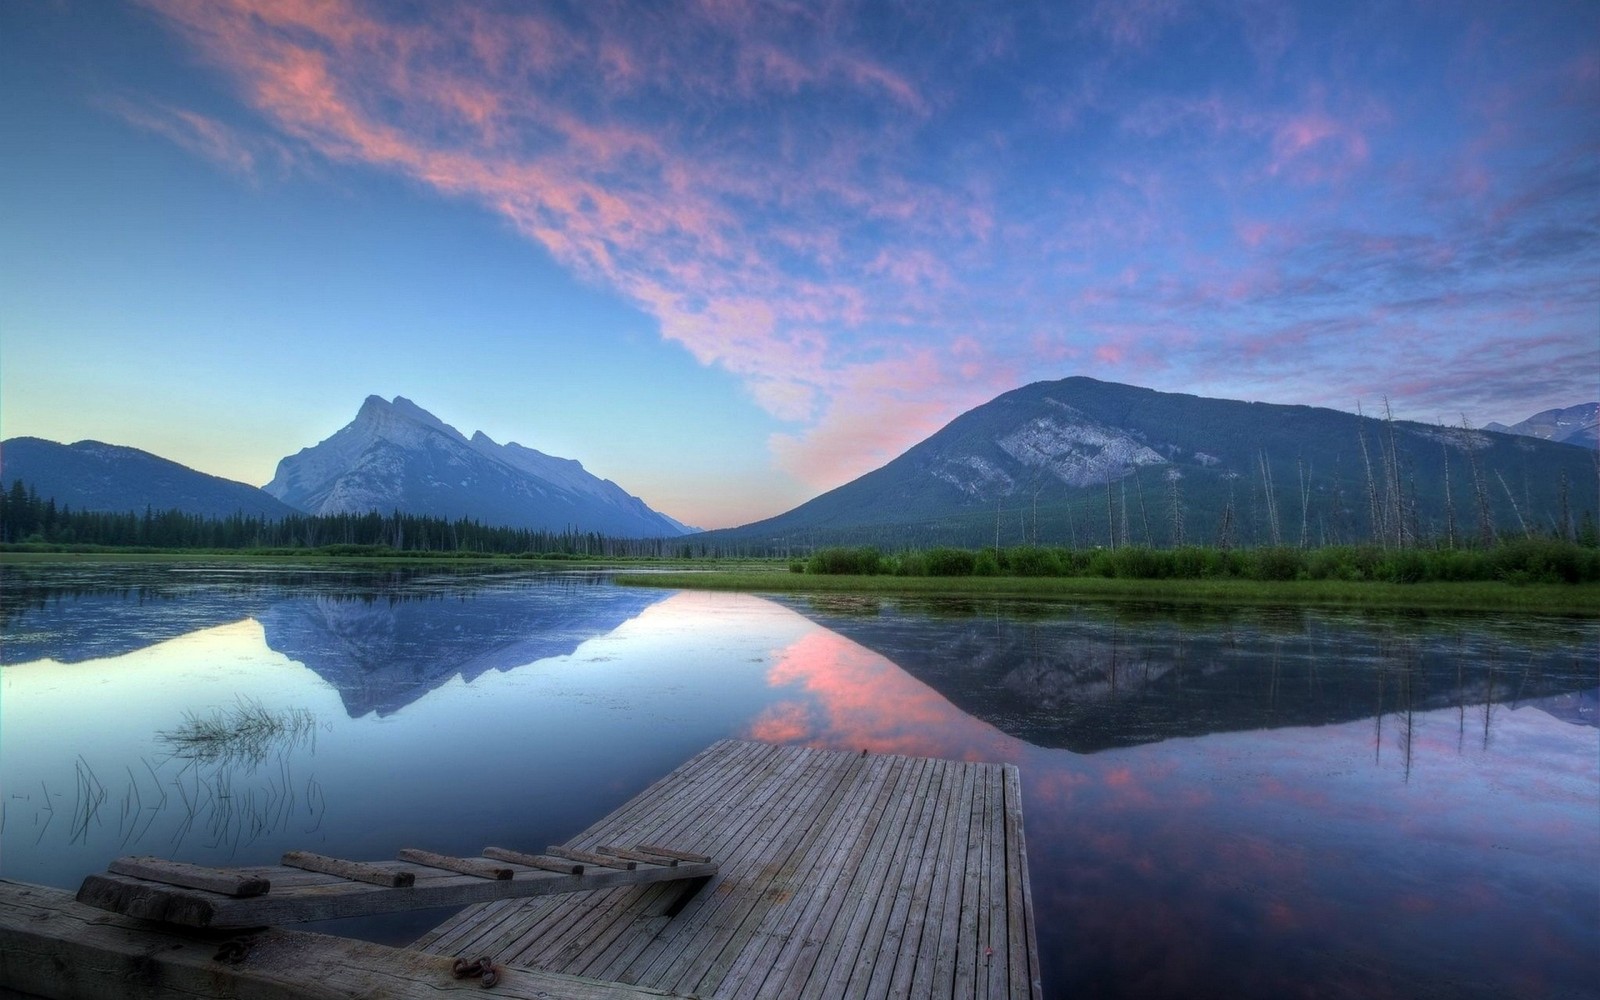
[264, 395, 690, 536]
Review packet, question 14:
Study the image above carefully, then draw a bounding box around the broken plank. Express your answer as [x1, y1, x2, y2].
[482, 846, 583, 874]
[105, 856, 268, 897]
[546, 846, 636, 870]
[282, 851, 414, 888]
[397, 849, 513, 880]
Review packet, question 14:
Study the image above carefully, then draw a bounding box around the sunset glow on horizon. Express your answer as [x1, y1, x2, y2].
[2, 1, 1595, 528]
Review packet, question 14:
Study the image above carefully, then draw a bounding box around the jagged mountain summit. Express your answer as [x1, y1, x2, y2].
[263, 396, 691, 537]
[707, 376, 1598, 549]
[0, 437, 298, 520]
[1486, 403, 1598, 450]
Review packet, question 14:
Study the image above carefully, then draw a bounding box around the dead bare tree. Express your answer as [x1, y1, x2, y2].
[1462, 415, 1496, 546]
[1495, 470, 1531, 539]
[1357, 405, 1384, 547]
[1297, 456, 1312, 549]
[1258, 450, 1282, 546]
[1166, 468, 1185, 548]
[1441, 443, 1458, 549]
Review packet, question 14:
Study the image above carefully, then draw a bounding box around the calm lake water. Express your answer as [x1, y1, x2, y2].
[2, 563, 1596, 999]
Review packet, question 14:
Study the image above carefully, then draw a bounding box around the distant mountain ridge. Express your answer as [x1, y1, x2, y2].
[0, 437, 297, 520]
[709, 377, 1598, 549]
[1486, 403, 1598, 450]
[264, 395, 692, 537]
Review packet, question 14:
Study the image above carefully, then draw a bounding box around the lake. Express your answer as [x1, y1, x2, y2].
[1, 563, 1595, 999]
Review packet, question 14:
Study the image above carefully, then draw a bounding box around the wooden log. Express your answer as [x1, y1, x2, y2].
[545, 846, 635, 870]
[482, 847, 583, 875]
[282, 851, 414, 888]
[397, 849, 513, 880]
[595, 846, 678, 867]
[105, 856, 269, 897]
[632, 843, 712, 864]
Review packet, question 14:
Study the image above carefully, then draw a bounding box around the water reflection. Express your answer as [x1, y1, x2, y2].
[778, 595, 1598, 753]
[1, 566, 1595, 1000]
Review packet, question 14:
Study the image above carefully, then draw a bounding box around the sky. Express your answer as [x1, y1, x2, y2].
[2, 1, 1596, 529]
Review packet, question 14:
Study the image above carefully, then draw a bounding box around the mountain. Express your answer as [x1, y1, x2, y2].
[0, 437, 298, 520]
[707, 377, 1599, 549]
[264, 395, 691, 536]
[1486, 403, 1598, 450]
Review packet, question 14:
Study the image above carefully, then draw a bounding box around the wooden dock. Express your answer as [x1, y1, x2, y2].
[0, 739, 1041, 999]
[419, 739, 1041, 999]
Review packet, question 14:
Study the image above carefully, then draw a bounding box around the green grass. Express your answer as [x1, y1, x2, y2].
[614, 568, 1600, 615]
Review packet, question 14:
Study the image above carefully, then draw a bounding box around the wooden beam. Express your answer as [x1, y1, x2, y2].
[481, 846, 583, 874]
[596, 846, 679, 867]
[282, 851, 415, 888]
[1, 879, 684, 1000]
[105, 856, 269, 897]
[633, 843, 713, 864]
[73, 859, 718, 929]
[546, 846, 636, 870]
[397, 849, 513, 880]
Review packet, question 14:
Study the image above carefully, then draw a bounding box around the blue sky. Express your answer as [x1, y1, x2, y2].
[2, 1, 1596, 528]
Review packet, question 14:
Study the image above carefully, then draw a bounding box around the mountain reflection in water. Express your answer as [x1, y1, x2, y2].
[1, 565, 1594, 1000]
[777, 594, 1598, 752]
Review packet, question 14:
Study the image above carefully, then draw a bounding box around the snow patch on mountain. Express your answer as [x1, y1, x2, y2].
[995, 413, 1167, 487]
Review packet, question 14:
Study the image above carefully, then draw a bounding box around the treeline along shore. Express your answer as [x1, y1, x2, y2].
[3, 473, 1599, 591]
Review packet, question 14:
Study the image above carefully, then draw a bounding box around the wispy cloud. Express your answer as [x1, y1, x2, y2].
[133, 0, 1600, 507]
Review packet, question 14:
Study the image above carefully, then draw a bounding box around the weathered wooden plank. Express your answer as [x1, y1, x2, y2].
[560, 743, 806, 981]
[1, 879, 683, 1000]
[398, 848, 514, 880]
[783, 754, 923, 1000]
[483, 846, 584, 874]
[631, 844, 712, 864]
[1004, 764, 1044, 1000]
[282, 850, 415, 888]
[434, 742, 772, 971]
[921, 755, 979, 998]
[598, 846, 678, 866]
[75, 860, 716, 929]
[676, 748, 873, 996]
[547, 846, 637, 870]
[412, 740, 1041, 1000]
[104, 855, 269, 897]
[825, 755, 934, 998]
[890, 753, 969, 1000]
[972, 764, 998, 998]
[718, 751, 897, 1000]
[575, 743, 825, 981]
[631, 745, 850, 991]
[762, 752, 910, 1000]
[861, 757, 954, 1000]
[951, 764, 991, 1000]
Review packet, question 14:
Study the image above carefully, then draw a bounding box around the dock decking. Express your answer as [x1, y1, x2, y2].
[0, 739, 1040, 999]
[417, 739, 1042, 999]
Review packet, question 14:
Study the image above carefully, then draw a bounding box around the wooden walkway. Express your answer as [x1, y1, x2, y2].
[417, 739, 1042, 999]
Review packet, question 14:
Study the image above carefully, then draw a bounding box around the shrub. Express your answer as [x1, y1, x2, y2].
[924, 547, 978, 576]
[1003, 545, 1064, 577]
[806, 547, 882, 575]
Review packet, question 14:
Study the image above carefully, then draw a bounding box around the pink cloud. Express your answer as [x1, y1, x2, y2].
[109, 98, 292, 179]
